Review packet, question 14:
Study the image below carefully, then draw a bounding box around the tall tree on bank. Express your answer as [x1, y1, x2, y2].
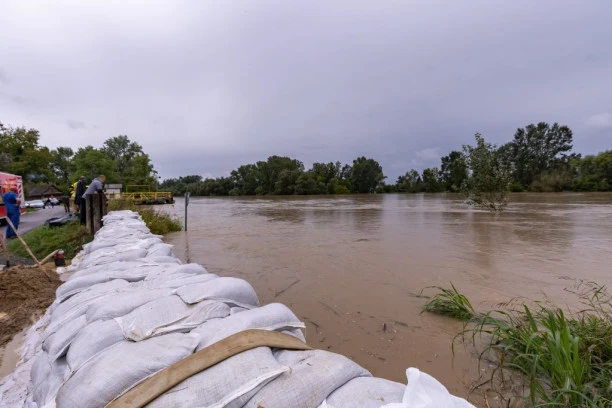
[73, 146, 117, 182]
[100, 135, 158, 186]
[461, 133, 512, 212]
[0, 122, 54, 181]
[509, 122, 574, 189]
[350, 156, 385, 193]
[439, 151, 468, 192]
[51, 147, 75, 185]
[421, 167, 443, 192]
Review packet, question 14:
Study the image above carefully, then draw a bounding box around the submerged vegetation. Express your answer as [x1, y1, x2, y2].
[107, 200, 182, 235]
[422, 283, 612, 407]
[6, 220, 92, 260]
[421, 283, 476, 321]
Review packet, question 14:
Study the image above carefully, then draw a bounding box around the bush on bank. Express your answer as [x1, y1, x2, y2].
[422, 282, 612, 407]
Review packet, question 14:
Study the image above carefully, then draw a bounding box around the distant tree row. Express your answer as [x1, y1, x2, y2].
[160, 156, 385, 196]
[0, 121, 158, 192]
[394, 122, 612, 194]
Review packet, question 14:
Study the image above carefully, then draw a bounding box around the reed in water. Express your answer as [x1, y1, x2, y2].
[423, 282, 612, 407]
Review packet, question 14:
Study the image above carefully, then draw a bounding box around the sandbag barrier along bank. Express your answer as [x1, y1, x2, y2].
[0, 210, 474, 408]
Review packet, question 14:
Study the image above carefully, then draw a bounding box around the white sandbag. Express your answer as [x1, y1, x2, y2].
[56, 333, 200, 408]
[323, 377, 405, 407]
[86, 288, 174, 322]
[176, 277, 260, 308]
[55, 270, 150, 300]
[83, 236, 162, 254]
[143, 263, 209, 282]
[78, 248, 149, 268]
[101, 211, 141, 223]
[193, 303, 305, 350]
[116, 296, 230, 341]
[145, 273, 218, 290]
[42, 314, 87, 361]
[147, 347, 288, 408]
[146, 243, 174, 257]
[46, 280, 130, 337]
[66, 319, 125, 372]
[379, 368, 475, 408]
[66, 260, 147, 280]
[31, 354, 70, 407]
[244, 349, 371, 408]
[145, 255, 182, 264]
[57, 261, 194, 300]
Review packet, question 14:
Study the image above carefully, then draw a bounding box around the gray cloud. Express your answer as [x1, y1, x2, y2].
[0, 1, 611, 181]
[66, 119, 86, 129]
[0, 69, 8, 84]
[585, 113, 612, 130]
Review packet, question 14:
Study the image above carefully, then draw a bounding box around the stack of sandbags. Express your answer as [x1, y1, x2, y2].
[0, 210, 473, 408]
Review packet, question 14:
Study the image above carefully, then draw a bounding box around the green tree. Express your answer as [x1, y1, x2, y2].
[439, 151, 467, 192]
[461, 133, 512, 212]
[0, 123, 54, 181]
[350, 156, 384, 193]
[572, 151, 612, 191]
[73, 146, 116, 182]
[51, 147, 75, 185]
[396, 169, 421, 193]
[509, 122, 573, 188]
[230, 164, 259, 195]
[256, 156, 304, 195]
[100, 135, 157, 185]
[421, 167, 443, 192]
[295, 172, 319, 195]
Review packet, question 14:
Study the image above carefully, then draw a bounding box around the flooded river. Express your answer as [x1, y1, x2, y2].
[164, 193, 612, 401]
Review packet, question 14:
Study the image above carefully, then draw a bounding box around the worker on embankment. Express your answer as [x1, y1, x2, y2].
[80, 175, 106, 225]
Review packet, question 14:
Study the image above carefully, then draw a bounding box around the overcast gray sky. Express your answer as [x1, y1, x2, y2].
[1, 1, 610, 181]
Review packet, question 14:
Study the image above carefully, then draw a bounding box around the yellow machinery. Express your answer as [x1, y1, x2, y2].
[111, 185, 174, 205]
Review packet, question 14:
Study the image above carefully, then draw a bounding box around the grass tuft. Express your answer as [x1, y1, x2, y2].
[421, 283, 476, 321]
[6, 220, 92, 260]
[423, 282, 612, 407]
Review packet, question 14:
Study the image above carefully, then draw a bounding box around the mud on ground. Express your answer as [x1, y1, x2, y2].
[0, 263, 60, 348]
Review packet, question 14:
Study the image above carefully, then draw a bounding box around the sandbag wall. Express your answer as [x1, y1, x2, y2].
[0, 210, 473, 408]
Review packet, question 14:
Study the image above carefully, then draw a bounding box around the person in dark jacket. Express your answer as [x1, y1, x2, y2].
[75, 176, 87, 215]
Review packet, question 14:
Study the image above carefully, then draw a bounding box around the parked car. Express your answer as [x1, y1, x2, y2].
[49, 197, 59, 205]
[25, 200, 45, 208]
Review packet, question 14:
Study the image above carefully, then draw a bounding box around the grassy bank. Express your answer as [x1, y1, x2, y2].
[107, 200, 182, 235]
[6, 220, 92, 260]
[422, 283, 612, 407]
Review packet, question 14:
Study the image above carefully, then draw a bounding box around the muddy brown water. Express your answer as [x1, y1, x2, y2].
[164, 193, 612, 402]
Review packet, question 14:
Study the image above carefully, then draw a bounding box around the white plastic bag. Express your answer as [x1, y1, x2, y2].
[380, 368, 474, 408]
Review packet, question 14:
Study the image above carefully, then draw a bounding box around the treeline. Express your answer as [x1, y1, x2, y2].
[160, 156, 384, 196]
[162, 121, 611, 197]
[0, 121, 158, 192]
[396, 122, 612, 193]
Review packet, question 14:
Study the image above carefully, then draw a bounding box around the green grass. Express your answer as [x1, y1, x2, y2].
[107, 200, 182, 235]
[422, 283, 612, 407]
[6, 220, 92, 260]
[421, 283, 476, 320]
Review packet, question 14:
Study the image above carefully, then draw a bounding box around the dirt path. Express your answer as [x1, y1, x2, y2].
[0, 264, 60, 376]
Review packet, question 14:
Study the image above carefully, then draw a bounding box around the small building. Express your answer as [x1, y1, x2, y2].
[106, 184, 123, 199]
[25, 184, 64, 200]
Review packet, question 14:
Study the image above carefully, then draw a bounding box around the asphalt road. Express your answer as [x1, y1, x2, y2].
[1, 206, 71, 238]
